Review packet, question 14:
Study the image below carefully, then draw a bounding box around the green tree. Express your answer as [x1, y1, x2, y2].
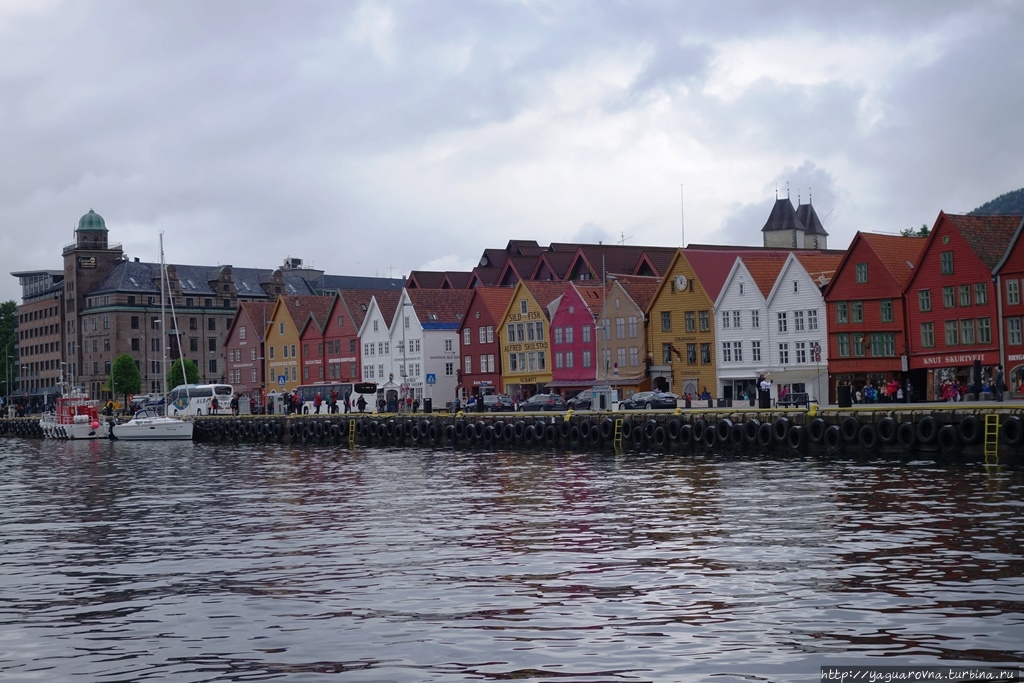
[0, 300, 16, 397]
[111, 353, 142, 408]
[900, 224, 929, 237]
[166, 358, 200, 390]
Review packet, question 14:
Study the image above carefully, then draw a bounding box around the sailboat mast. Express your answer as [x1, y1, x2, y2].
[160, 232, 168, 404]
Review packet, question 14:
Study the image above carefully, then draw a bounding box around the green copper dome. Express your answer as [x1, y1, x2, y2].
[77, 209, 107, 232]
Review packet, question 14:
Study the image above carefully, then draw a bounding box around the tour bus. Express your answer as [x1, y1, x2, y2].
[168, 383, 234, 416]
[291, 382, 378, 414]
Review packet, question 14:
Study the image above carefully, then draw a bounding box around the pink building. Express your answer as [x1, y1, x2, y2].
[548, 282, 603, 397]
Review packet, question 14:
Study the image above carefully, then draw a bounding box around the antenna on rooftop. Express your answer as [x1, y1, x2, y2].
[619, 231, 632, 245]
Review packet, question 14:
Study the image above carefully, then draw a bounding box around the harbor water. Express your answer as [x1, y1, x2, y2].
[1, 439, 1022, 682]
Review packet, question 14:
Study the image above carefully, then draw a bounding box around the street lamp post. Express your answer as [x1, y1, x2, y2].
[401, 302, 412, 411]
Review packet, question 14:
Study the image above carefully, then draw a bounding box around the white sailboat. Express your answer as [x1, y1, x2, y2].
[112, 233, 194, 441]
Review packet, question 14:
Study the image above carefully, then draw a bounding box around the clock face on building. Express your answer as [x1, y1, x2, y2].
[675, 274, 688, 291]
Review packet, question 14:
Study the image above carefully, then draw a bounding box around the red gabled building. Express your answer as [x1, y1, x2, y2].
[333, 288, 402, 385]
[822, 232, 925, 400]
[224, 301, 275, 407]
[297, 295, 336, 385]
[457, 286, 515, 402]
[904, 212, 1021, 399]
[991, 215, 1024, 393]
[548, 282, 603, 395]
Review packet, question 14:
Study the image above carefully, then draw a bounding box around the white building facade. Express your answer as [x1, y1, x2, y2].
[762, 254, 830, 404]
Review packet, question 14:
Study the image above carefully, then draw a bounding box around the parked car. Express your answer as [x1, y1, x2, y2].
[482, 394, 515, 412]
[517, 393, 567, 411]
[618, 390, 678, 410]
[566, 390, 592, 410]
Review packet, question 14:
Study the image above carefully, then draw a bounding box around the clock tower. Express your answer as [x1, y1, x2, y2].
[62, 209, 124, 382]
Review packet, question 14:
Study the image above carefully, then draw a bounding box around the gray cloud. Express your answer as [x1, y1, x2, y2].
[1, 0, 1022, 303]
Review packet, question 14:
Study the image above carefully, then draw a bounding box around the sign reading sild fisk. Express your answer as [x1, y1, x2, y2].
[78, 256, 96, 268]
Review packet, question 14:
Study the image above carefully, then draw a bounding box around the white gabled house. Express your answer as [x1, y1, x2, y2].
[357, 295, 395, 400]
[388, 288, 474, 411]
[713, 254, 788, 404]
[762, 252, 841, 404]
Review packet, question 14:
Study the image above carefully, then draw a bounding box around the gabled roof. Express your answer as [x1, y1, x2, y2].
[993, 216, 1024, 275]
[228, 301, 275, 341]
[467, 286, 516, 324]
[761, 197, 806, 233]
[468, 266, 499, 287]
[613, 275, 661, 311]
[283, 296, 333, 335]
[943, 212, 1023, 270]
[299, 293, 339, 336]
[498, 255, 542, 286]
[738, 256, 789, 298]
[407, 288, 474, 329]
[444, 271, 472, 289]
[685, 245, 843, 301]
[517, 280, 568, 318]
[407, 270, 447, 289]
[793, 253, 844, 288]
[858, 233, 926, 287]
[335, 289, 402, 330]
[567, 282, 605, 318]
[532, 251, 575, 281]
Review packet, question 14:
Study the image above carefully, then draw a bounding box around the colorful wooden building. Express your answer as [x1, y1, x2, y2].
[498, 281, 565, 399]
[457, 286, 515, 402]
[904, 212, 1019, 400]
[823, 232, 925, 402]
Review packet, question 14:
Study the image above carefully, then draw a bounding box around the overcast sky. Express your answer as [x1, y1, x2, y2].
[2, 0, 1022, 303]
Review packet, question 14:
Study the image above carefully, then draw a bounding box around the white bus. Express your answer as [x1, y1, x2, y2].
[168, 383, 234, 416]
[290, 382, 378, 414]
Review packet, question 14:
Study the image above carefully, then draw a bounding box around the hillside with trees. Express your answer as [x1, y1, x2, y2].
[971, 188, 1024, 215]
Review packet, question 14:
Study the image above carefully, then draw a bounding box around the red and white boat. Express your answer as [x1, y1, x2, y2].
[40, 390, 111, 440]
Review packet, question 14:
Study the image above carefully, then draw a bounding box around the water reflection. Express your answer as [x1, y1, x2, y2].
[0, 439, 1021, 682]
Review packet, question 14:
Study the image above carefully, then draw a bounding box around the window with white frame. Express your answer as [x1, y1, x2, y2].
[751, 340, 761, 362]
[778, 343, 789, 364]
[777, 312, 788, 333]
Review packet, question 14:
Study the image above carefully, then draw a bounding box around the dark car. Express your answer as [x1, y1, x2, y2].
[566, 390, 592, 410]
[618, 390, 678, 410]
[482, 394, 515, 412]
[517, 393, 567, 411]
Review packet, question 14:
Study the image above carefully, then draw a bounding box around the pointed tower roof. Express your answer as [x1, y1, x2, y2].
[795, 201, 828, 236]
[761, 197, 806, 233]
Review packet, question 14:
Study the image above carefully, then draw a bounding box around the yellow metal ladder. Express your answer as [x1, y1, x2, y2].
[348, 418, 357, 447]
[614, 418, 624, 451]
[984, 414, 1000, 465]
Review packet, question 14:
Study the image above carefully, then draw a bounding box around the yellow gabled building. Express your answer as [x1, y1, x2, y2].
[646, 249, 721, 400]
[498, 280, 567, 399]
[266, 295, 330, 392]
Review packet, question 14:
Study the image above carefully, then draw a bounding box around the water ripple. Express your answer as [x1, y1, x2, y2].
[0, 440, 1022, 682]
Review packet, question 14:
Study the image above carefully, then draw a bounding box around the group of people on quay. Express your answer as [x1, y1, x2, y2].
[853, 379, 911, 404]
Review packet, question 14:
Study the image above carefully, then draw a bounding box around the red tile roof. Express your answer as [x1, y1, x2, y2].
[943, 212, 1024, 270]
[337, 289, 402, 329]
[858, 233, 927, 287]
[520, 280, 568, 317]
[739, 256, 788, 298]
[408, 289, 474, 325]
[470, 286, 516, 321]
[614, 275, 661, 310]
[794, 253, 844, 288]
